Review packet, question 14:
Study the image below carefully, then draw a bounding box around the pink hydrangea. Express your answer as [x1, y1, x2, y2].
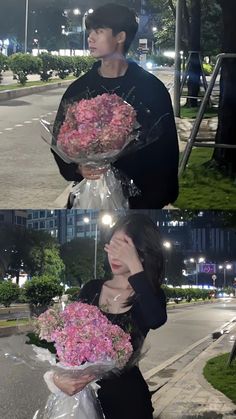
[57, 93, 137, 159]
[36, 302, 133, 368]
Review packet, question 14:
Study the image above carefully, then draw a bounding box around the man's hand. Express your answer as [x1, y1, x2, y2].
[78, 165, 108, 180]
[53, 373, 96, 396]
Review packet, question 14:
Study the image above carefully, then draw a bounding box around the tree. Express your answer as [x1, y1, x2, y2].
[29, 246, 65, 279]
[24, 275, 63, 316]
[211, 0, 236, 176]
[0, 281, 20, 307]
[60, 238, 105, 286]
[0, 224, 60, 283]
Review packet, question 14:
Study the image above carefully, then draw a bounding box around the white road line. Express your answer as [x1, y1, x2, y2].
[0, 132, 3, 135]
[24, 121, 32, 124]
[5, 128, 13, 131]
[47, 112, 52, 115]
[32, 118, 39, 121]
[15, 124, 24, 127]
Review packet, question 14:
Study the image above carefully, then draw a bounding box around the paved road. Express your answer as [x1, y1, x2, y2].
[0, 88, 68, 208]
[0, 299, 235, 419]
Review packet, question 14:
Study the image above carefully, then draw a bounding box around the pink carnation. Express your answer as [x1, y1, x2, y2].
[36, 301, 133, 368]
[57, 93, 137, 160]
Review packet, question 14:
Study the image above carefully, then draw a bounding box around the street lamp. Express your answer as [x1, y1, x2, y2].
[163, 241, 171, 284]
[73, 8, 81, 16]
[84, 213, 113, 278]
[82, 9, 94, 55]
[219, 263, 232, 288]
[189, 257, 205, 286]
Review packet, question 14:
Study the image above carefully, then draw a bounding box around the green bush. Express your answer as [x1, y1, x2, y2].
[8, 53, 42, 85]
[0, 281, 20, 307]
[24, 275, 63, 316]
[72, 56, 96, 78]
[17, 288, 29, 304]
[65, 286, 80, 301]
[54, 56, 73, 79]
[162, 286, 212, 303]
[38, 52, 57, 82]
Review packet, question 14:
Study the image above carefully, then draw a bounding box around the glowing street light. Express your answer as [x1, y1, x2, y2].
[189, 257, 205, 286]
[83, 213, 113, 278]
[163, 241, 172, 284]
[219, 263, 232, 288]
[73, 8, 81, 15]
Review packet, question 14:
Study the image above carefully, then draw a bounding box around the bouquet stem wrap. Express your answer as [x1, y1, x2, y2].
[68, 166, 128, 209]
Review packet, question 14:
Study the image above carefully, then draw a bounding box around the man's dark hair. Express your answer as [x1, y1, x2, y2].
[85, 3, 139, 54]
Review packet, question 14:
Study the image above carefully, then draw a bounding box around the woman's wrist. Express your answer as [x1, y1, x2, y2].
[129, 260, 144, 276]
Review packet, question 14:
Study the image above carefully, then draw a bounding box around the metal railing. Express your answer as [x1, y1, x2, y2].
[179, 53, 236, 176]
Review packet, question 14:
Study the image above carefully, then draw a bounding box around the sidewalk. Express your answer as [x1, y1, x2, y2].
[152, 323, 236, 418]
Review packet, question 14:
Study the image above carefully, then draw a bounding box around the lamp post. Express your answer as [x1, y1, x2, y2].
[163, 241, 171, 284]
[24, 0, 29, 53]
[189, 257, 205, 286]
[84, 213, 113, 279]
[219, 263, 232, 289]
[82, 9, 94, 55]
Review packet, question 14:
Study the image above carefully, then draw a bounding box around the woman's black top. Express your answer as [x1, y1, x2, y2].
[52, 60, 179, 209]
[77, 272, 167, 419]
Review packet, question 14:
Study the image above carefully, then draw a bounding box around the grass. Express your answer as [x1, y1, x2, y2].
[175, 148, 236, 209]
[203, 353, 236, 404]
[0, 318, 30, 327]
[0, 75, 76, 91]
[181, 106, 218, 119]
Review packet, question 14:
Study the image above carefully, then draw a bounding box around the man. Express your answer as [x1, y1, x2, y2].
[52, 3, 179, 208]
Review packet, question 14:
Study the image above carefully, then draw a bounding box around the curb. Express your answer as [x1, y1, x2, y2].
[152, 322, 236, 418]
[144, 316, 236, 382]
[0, 79, 73, 101]
[0, 324, 33, 337]
[166, 298, 219, 310]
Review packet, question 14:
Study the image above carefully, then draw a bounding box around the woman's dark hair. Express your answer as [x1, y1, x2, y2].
[109, 213, 164, 295]
[85, 3, 139, 54]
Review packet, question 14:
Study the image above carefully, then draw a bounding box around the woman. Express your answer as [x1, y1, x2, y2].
[53, 213, 167, 418]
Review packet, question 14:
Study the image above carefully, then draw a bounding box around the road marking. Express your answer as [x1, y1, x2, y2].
[5, 128, 13, 131]
[24, 121, 32, 124]
[32, 118, 39, 121]
[15, 124, 24, 127]
[0, 132, 3, 135]
[47, 112, 52, 115]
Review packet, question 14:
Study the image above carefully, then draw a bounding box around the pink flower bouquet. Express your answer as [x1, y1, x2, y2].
[57, 93, 137, 162]
[32, 301, 133, 419]
[41, 93, 139, 209]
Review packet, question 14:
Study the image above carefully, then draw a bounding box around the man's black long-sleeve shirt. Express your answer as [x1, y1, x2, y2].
[52, 60, 179, 208]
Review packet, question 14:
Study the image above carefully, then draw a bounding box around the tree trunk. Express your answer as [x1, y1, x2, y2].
[187, 0, 201, 107]
[212, 0, 236, 175]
